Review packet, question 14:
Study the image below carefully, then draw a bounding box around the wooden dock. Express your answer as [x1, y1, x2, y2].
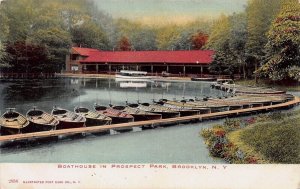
[211, 83, 286, 94]
[0, 96, 299, 143]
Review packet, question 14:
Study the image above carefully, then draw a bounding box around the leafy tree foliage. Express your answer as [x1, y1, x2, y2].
[258, 0, 300, 81]
[191, 32, 208, 50]
[117, 36, 132, 51]
[0, 0, 110, 73]
[28, 28, 72, 72]
[0, 42, 10, 69]
[6, 42, 48, 73]
[228, 13, 248, 78]
[206, 15, 230, 51]
[71, 21, 109, 50]
[207, 13, 248, 78]
[245, 0, 281, 80]
[156, 25, 182, 50]
[206, 15, 237, 76]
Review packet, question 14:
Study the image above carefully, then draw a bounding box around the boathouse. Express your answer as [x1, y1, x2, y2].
[65, 47, 214, 76]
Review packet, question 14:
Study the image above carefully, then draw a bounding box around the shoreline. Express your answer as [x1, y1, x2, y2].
[56, 73, 192, 82]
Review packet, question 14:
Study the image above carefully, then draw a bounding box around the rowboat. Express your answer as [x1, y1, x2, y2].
[94, 104, 134, 124]
[160, 99, 229, 113]
[51, 107, 86, 129]
[112, 105, 162, 121]
[156, 99, 210, 115]
[26, 107, 59, 132]
[74, 107, 112, 126]
[128, 103, 180, 119]
[0, 108, 30, 135]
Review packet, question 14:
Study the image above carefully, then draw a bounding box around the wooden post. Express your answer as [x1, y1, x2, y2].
[200, 66, 203, 77]
[151, 65, 153, 74]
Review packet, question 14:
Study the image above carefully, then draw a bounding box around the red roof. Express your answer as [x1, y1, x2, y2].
[72, 47, 101, 57]
[72, 47, 214, 65]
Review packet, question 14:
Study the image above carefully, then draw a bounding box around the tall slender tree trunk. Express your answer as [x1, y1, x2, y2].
[255, 60, 258, 85]
[243, 63, 246, 79]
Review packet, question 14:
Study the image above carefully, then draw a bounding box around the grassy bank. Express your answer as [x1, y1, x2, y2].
[235, 79, 300, 92]
[201, 110, 300, 163]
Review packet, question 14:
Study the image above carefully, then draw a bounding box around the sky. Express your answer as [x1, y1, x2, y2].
[94, 0, 248, 25]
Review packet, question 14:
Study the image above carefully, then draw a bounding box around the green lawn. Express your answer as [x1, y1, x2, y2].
[229, 110, 300, 163]
[201, 110, 300, 164]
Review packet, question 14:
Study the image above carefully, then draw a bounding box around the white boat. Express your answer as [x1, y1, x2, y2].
[119, 81, 147, 88]
[115, 70, 152, 81]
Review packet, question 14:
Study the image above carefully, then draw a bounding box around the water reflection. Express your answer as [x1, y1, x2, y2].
[0, 78, 226, 115]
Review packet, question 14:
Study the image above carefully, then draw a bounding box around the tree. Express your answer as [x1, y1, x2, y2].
[206, 15, 236, 76]
[28, 27, 72, 72]
[156, 25, 181, 50]
[245, 0, 281, 82]
[130, 28, 157, 50]
[117, 36, 132, 51]
[258, 0, 300, 81]
[228, 13, 248, 79]
[206, 15, 230, 51]
[173, 30, 193, 50]
[71, 21, 109, 50]
[6, 41, 47, 73]
[0, 4, 9, 42]
[191, 32, 209, 50]
[113, 19, 157, 50]
[0, 42, 10, 69]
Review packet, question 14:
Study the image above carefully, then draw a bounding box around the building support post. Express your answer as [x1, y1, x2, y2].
[83, 65, 87, 74]
[201, 66, 203, 77]
[96, 64, 99, 73]
[151, 65, 154, 75]
[136, 65, 139, 71]
[166, 65, 169, 73]
[183, 65, 186, 76]
[109, 64, 111, 75]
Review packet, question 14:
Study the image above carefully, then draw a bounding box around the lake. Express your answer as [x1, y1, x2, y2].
[0, 78, 239, 163]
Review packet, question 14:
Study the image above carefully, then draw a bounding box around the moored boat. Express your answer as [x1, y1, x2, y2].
[157, 99, 210, 115]
[115, 70, 152, 81]
[191, 77, 216, 82]
[160, 99, 229, 113]
[51, 107, 86, 129]
[94, 104, 134, 124]
[113, 105, 162, 121]
[129, 103, 180, 119]
[0, 108, 30, 135]
[26, 107, 59, 132]
[74, 107, 112, 126]
[119, 81, 147, 88]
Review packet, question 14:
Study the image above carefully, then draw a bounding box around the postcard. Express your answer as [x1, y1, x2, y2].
[0, 0, 299, 188]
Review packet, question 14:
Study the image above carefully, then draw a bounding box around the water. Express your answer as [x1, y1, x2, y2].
[0, 78, 227, 163]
